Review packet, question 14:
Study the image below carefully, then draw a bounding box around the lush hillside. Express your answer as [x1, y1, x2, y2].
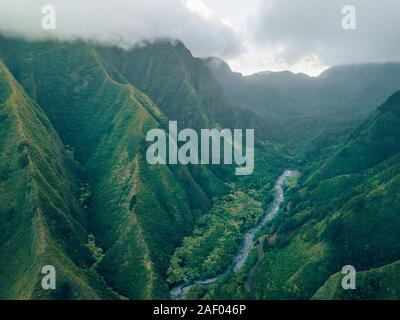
[309, 91, 400, 181]
[96, 40, 291, 295]
[0, 36, 223, 299]
[96, 41, 283, 142]
[167, 190, 263, 284]
[245, 91, 400, 300]
[0, 35, 287, 299]
[0, 59, 118, 299]
[2, 32, 398, 301]
[313, 259, 400, 300]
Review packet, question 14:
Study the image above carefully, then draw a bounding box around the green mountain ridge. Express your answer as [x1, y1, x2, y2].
[1, 33, 399, 301]
[0, 36, 216, 299]
[313, 259, 400, 300]
[309, 91, 400, 182]
[0, 35, 286, 299]
[96, 41, 283, 142]
[204, 57, 400, 158]
[246, 91, 400, 300]
[0, 59, 118, 299]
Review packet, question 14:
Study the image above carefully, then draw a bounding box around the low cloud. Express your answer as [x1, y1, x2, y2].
[0, 0, 242, 58]
[253, 0, 400, 66]
[0, 0, 399, 75]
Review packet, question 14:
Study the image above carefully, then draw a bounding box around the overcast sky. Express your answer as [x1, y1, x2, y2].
[0, 0, 399, 76]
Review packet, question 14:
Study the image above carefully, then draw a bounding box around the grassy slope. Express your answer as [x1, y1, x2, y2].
[97, 39, 287, 194]
[96, 41, 282, 142]
[313, 259, 400, 300]
[249, 91, 400, 300]
[0, 37, 231, 299]
[309, 91, 400, 181]
[0, 35, 288, 299]
[97, 42, 292, 292]
[0, 60, 119, 299]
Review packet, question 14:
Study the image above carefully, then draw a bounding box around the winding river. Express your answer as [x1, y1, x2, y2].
[170, 170, 299, 300]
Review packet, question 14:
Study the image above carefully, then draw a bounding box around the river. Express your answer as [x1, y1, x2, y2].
[170, 170, 299, 300]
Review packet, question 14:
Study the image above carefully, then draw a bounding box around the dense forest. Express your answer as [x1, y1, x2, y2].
[0, 33, 399, 300]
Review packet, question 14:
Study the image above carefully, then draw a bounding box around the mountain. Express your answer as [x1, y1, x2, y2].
[313, 259, 400, 300]
[0, 35, 285, 299]
[204, 58, 400, 157]
[2, 32, 398, 301]
[309, 91, 400, 182]
[0, 59, 118, 299]
[96, 41, 283, 142]
[243, 91, 400, 300]
[0, 36, 221, 299]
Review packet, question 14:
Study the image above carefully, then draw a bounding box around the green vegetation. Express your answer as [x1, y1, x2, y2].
[245, 91, 400, 300]
[0, 35, 286, 299]
[167, 190, 262, 284]
[0, 36, 221, 299]
[0, 59, 118, 299]
[97, 41, 282, 143]
[313, 260, 400, 300]
[187, 91, 400, 301]
[1, 32, 399, 300]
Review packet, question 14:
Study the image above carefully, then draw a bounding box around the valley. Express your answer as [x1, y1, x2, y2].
[0, 33, 399, 300]
[0, 35, 287, 299]
[170, 170, 299, 300]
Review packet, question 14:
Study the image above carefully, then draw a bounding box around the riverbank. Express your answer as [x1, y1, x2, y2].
[170, 170, 299, 300]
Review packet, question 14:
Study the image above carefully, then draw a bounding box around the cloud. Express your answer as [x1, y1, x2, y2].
[0, 0, 398, 75]
[0, 0, 242, 58]
[252, 0, 400, 66]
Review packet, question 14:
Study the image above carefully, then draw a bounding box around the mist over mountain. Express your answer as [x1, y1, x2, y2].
[204, 57, 400, 157]
[0, 0, 241, 59]
[0, 22, 400, 301]
[0, 34, 287, 299]
[2, 1, 400, 77]
[97, 41, 285, 142]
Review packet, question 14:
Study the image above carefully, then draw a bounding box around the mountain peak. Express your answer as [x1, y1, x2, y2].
[203, 57, 233, 75]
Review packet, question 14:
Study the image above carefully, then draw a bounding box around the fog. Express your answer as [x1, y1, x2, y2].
[0, 0, 399, 75]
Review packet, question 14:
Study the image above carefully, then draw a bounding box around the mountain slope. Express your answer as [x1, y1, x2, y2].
[205, 58, 400, 156]
[247, 91, 400, 300]
[0, 36, 233, 299]
[0, 59, 118, 299]
[313, 259, 400, 300]
[0, 35, 293, 300]
[309, 91, 400, 181]
[97, 41, 282, 142]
